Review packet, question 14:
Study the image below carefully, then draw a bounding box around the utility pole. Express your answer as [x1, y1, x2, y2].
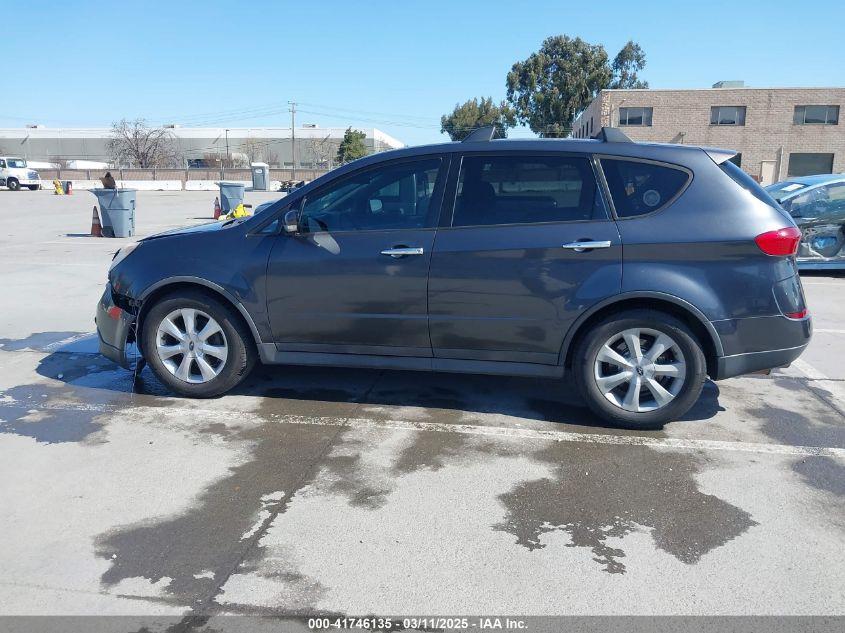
[225, 129, 230, 170]
[288, 101, 297, 180]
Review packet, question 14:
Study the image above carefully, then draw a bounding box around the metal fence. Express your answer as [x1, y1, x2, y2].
[36, 167, 331, 183]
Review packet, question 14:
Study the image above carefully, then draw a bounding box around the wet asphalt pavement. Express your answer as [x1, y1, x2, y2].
[0, 191, 843, 621]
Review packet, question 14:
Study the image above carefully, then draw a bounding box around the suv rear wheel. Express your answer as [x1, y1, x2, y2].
[141, 290, 256, 397]
[573, 309, 706, 428]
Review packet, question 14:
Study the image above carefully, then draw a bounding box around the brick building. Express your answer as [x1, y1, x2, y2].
[572, 82, 845, 184]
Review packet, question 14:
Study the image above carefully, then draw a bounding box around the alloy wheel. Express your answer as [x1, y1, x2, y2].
[593, 327, 686, 413]
[155, 308, 228, 384]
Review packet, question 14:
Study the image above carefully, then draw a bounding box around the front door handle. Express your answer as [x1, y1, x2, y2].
[561, 240, 612, 253]
[380, 247, 424, 258]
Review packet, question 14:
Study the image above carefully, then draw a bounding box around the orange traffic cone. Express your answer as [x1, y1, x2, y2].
[91, 206, 103, 237]
[213, 196, 221, 220]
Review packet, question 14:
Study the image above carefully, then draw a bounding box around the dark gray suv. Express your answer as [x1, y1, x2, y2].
[96, 127, 811, 428]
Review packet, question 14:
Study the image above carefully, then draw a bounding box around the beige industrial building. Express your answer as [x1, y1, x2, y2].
[0, 126, 404, 170]
[573, 82, 845, 184]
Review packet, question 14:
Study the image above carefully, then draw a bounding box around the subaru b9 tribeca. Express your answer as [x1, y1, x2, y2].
[96, 127, 811, 428]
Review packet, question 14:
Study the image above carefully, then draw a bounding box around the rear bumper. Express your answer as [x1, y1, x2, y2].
[95, 284, 134, 369]
[715, 343, 808, 380]
[712, 314, 812, 380]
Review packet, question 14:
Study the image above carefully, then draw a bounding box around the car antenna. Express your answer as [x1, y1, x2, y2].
[462, 125, 497, 142]
[592, 127, 634, 143]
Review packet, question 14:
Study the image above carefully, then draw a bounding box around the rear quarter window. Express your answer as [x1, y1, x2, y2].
[719, 159, 783, 211]
[600, 158, 690, 218]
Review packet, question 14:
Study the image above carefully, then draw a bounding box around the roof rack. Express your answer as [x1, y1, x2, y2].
[592, 127, 634, 143]
[462, 125, 497, 142]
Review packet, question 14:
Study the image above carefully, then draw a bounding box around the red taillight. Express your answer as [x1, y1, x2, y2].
[784, 308, 809, 320]
[755, 227, 801, 257]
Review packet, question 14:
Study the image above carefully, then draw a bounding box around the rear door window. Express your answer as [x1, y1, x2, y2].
[600, 158, 690, 218]
[451, 154, 604, 227]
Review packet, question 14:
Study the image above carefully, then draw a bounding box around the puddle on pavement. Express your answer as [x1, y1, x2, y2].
[0, 348, 175, 444]
[793, 457, 845, 498]
[755, 399, 845, 499]
[0, 383, 105, 444]
[493, 442, 757, 574]
[95, 419, 342, 609]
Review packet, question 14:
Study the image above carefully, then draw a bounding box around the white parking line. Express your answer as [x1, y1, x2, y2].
[814, 328, 845, 334]
[1, 398, 843, 459]
[792, 358, 830, 380]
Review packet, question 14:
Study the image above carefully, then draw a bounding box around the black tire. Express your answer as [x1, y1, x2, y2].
[573, 309, 707, 429]
[27, 185, 40, 191]
[7, 178, 19, 191]
[140, 290, 256, 398]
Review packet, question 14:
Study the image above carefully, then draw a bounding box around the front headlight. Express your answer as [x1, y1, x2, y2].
[109, 242, 141, 271]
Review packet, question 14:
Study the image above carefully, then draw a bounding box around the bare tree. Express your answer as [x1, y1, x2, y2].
[241, 136, 264, 164]
[305, 134, 337, 170]
[107, 118, 178, 168]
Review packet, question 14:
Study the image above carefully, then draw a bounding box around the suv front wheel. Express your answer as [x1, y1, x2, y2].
[573, 309, 706, 429]
[141, 290, 256, 397]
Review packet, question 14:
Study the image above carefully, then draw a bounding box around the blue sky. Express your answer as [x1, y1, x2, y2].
[4, 0, 844, 146]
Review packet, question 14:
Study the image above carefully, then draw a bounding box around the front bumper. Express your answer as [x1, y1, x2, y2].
[19, 179, 41, 186]
[95, 284, 135, 368]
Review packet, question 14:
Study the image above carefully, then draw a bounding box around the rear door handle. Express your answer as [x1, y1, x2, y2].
[561, 240, 612, 252]
[380, 247, 424, 258]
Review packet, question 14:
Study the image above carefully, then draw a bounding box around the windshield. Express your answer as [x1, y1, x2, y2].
[6, 159, 26, 169]
[764, 181, 808, 202]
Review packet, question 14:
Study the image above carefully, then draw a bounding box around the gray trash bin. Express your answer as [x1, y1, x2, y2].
[218, 181, 245, 213]
[91, 189, 136, 238]
[251, 162, 270, 191]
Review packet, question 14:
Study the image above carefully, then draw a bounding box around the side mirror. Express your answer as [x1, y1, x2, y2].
[283, 209, 300, 234]
[369, 199, 383, 213]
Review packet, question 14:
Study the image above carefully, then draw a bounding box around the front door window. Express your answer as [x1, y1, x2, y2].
[300, 159, 442, 232]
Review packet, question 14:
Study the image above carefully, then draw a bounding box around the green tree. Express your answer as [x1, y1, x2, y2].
[335, 128, 368, 164]
[440, 97, 515, 141]
[610, 41, 648, 89]
[506, 36, 648, 137]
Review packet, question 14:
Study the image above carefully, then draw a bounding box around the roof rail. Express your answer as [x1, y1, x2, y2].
[462, 125, 497, 142]
[592, 127, 634, 143]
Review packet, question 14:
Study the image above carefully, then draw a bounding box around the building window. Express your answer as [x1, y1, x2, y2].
[728, 153, 742, 167]
[794, 105, 839, 125]
[787, 153, 834, 177]
[618, 107, 653, 126]
[710, 106, 746, 126]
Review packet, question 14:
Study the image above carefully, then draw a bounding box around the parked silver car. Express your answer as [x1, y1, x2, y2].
[765, 174, 845, 269]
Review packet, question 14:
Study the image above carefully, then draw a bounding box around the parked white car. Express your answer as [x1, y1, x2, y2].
[0, 157, 41, 191]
